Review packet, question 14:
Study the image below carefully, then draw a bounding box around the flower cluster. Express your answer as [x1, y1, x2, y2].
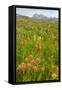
[17, 54, 41, 72]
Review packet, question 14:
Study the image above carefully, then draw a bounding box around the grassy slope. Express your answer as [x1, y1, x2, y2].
[16, 16, 59, 82]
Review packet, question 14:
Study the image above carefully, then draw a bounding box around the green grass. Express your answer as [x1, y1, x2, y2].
[16, 16, 59, 82]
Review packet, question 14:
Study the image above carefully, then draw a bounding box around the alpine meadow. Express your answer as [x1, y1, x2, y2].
[16, 8, 59, 82]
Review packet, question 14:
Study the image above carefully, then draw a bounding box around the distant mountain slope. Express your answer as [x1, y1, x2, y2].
[32, 13, 48, 19]
[33, 13, 58, 20]
[16, 13, 58, 21]
[16, 14, 30, 19]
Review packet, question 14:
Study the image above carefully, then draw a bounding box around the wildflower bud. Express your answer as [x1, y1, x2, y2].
[30, 59, 37, 65]
[28, 54, 33, 60]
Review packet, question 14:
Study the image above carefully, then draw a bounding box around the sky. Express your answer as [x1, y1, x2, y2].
[16, 8, 59, 18]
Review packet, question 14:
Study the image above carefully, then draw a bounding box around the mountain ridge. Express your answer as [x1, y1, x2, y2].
[16, 13, 58, 21]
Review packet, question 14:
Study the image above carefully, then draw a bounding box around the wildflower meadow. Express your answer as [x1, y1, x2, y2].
[16, 13, 59, 82]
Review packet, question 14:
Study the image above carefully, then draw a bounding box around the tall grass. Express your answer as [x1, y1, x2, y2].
[16, 16, 59, 82]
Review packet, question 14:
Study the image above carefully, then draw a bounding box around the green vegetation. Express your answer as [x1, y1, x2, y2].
[16, 16, 59, 82]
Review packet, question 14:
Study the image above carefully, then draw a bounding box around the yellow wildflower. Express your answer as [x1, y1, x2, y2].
[33, 35, 36, 41]
[52, 73, 57, 79]
[37, 36, 41, 41]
